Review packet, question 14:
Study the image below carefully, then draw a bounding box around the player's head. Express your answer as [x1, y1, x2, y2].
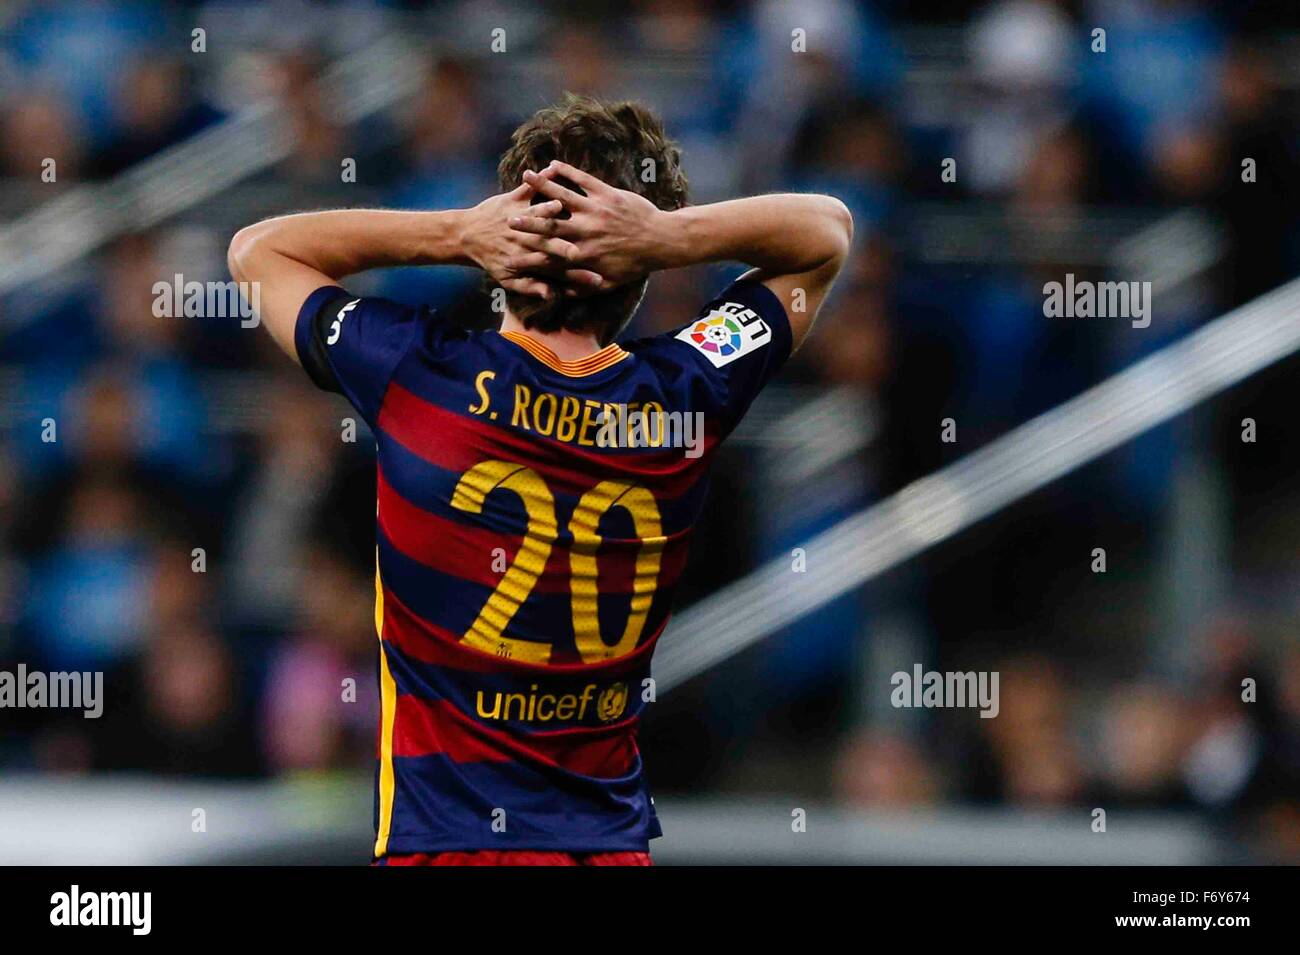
[497, 93, 688, 344]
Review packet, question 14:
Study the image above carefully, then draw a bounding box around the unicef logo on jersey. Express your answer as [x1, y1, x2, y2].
[676, 301, 771, 368]
[474, 680, 630, 724]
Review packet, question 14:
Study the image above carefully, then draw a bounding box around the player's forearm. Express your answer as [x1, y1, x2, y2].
[651, 195, 853, 275]
[228, 208, 473, 284]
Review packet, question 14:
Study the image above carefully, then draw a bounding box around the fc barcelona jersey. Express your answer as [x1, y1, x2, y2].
[295, 277, 792, 856]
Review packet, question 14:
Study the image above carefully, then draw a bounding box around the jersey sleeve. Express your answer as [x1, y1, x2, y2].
[669, 277, 793, 431]
[294, 285, 423, 424]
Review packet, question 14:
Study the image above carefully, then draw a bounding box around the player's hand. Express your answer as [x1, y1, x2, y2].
[463, 183, 606, 299]
[513, 162, 671, 295]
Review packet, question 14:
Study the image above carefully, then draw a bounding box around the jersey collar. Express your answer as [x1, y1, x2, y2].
[500, 331, 629, 377]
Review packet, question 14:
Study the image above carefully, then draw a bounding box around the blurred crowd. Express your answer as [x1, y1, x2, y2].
[0, 1, 1296, 861]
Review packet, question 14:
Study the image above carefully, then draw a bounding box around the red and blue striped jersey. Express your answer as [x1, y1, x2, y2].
[295, 277, 791, 856]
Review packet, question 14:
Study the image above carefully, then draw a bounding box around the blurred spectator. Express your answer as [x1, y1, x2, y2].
[380, 57, 494, 305]
[963, 0, 1075, 196]
[551, 21, 620, 98]
[271, 50, 352, 187]
[790, 95, 903, 229]
[1095, 682, 1193, 807]
[833, 730, 940, 807]
[1181, 618, 1280, 814]
[970, 655, 1088, 806]
[1081, 0, 1225, 163]
[0, 92, 84, 186]
[226, 379, 344, 628]
[260, 548, 376, 773]
[735, 0, 899, 191]
[95, 621, 262, 777]
[90, 56, 222, 178]
[23, 473, 150, 672]
[3, 0, 162, 146]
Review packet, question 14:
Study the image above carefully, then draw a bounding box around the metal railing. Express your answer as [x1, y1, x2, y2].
[655, 275, 1300, 691]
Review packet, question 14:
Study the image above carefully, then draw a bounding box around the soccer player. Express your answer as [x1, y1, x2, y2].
[228, 94, 851, 865]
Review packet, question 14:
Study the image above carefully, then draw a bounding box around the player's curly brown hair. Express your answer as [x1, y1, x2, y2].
[496, 93, 689, 344]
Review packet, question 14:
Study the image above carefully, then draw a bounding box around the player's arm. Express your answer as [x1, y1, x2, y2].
[517, 162, 852, 350]
[227, 187, 596, 360]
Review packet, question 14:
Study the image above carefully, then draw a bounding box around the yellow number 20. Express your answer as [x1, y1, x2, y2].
[450, 460, 665, 665]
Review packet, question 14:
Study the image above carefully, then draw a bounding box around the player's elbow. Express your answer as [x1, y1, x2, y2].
[822, 196, 853, 266]
[227, 223, 270, 285]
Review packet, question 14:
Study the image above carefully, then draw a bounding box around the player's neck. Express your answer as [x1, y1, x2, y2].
[499, 312, 606, 361]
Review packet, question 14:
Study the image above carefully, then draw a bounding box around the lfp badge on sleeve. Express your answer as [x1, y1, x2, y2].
[676, 301, 771, 368]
